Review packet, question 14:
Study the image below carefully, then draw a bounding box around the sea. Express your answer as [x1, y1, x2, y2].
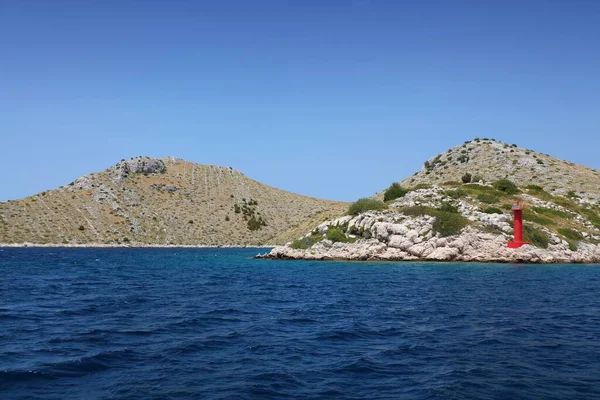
[1, 248, 599, 400]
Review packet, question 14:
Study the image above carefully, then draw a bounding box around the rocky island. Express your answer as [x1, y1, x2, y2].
[259, 139, 600, 263]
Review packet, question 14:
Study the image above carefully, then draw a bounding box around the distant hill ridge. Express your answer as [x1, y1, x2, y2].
[0, 157, 347, 245]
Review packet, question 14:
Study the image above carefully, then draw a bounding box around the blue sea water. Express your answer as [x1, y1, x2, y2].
[1, 248, 600, 399]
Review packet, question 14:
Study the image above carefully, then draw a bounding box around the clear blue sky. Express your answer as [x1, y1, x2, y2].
[1, 0, 599, 202]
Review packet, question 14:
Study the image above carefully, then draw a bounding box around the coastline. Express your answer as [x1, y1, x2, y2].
[0, 242, 275, 249]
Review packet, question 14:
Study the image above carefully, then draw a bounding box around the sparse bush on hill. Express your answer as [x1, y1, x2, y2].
[492, 179, 519, 195]
[523, 224, 548, 249]
[383, 183, 408, 202]
[531, 207, 572, 220]
[477, 193, 500, 204]
[348, 198, 387, 216]
[398, 205, 437, 217]
[432, 211, 469, 237]
[441, 181, 462, 187]
[580, 208, 600, 230]
[326, 227, 355, 243]
[557, 228, 583, 241]
[523, 210, 554, 227]
[411, 183, 433, 190]
[290, 231, 323, 249]
[444, 188, 467, 199]
[557, 228, 583, 251]
[439, 202, 459, 214]
[247, 215, 266, 231]
[461, 173, 472, 183]
[483, 207, 503, 214]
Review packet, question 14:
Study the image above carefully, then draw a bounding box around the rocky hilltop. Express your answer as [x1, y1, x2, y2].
[0, 157, 347, 246]
[260, 139, 600, 263]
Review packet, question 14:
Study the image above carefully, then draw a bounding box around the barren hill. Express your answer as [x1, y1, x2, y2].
[0, 157, 347, 245]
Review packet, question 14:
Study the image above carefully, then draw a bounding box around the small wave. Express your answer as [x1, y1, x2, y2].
[334, 357, 403, 377]
[204, 308, 243, 315]
[0, 313, 40, 322]
[279, 317, 317, 324]
[58, 305, 98, 316]
[315, 323, 401, 342]
[0, 349, 136, 386]
[0, 369, 52, 386]
[116, 329, 154, 336]
[251, 371, 304, 388]
[477, 338, 504, 346]
[168, 316, 242, 329]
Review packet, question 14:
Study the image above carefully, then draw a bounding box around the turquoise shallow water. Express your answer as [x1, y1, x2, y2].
[1, 248, 600, 399]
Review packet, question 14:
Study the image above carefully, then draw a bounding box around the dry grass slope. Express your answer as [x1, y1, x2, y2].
[0, 157, 347, 246]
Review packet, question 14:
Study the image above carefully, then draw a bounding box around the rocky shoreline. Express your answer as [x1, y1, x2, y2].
[255, 184, 600, 264]
[256, 231, 600, 263]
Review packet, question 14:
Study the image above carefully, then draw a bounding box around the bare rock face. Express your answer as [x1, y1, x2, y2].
[112, 158, 166, 182]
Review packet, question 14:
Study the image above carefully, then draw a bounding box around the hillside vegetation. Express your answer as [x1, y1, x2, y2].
[399, 138, 600, 201]
[0, 157, 347, 246]
[264, 139, 600, 262]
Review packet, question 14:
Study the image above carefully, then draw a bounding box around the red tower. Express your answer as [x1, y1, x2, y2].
[508, 201, 529, 248]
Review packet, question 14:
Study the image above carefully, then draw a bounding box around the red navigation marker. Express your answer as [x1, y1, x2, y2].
[508, 200, 530, 248]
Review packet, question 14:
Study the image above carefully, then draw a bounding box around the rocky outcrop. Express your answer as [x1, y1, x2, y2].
[259, 229, 600, 263]
[112, 157, 166, 182]
[258, 185, 600, 263]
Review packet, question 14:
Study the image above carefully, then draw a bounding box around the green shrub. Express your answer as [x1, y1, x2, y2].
[439, 202, 459, 214]
[444, 188, 467, 199]
[525, 185, 553, 201]
[483, 207, 503, 214]
[557, 228, 583, 241]
[580, 208, 600, 230]
[556, 228, 583, 251]
[530, 206, 572, 220]
[398, 205, 437, 217]
[552, 196, 578, 209]
[492, 179, 519, 195]
[477, 193, 500, 204]
[348, 198, 387, 215]
[441, 181, 462, 187]
[523, 210, 554, 226]
[383, 183, 408, 202]
[290, 232, 323, 249]
[432, 212, 469, 237]
[326, 227, 352, 243]
[471, 175, 483, 183]
[523, 224, 548, 248]
[411, 183, 433, 190]
[526, 184, 544, 191]
[247, 215, 265, 231]
[461, 173, 472, 183]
